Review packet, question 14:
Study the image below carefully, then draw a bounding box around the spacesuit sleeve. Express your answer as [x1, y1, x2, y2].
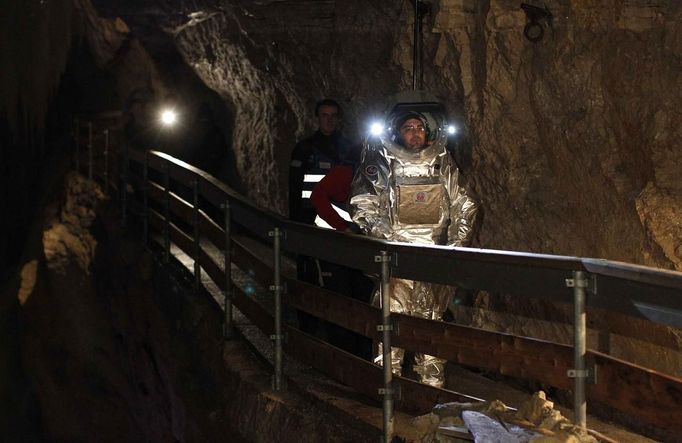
[446, 161, 478, 247]
[349, 145, 392, 240]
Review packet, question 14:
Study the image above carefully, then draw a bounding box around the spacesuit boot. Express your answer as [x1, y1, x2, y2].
[414, 353, 445, 388]
[374, 343, 404, 377]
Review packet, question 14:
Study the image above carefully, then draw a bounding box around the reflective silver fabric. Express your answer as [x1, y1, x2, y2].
[350, 137, 477, 246]
[350, 128, 478, 387]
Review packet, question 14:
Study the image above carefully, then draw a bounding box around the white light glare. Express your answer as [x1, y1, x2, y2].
[447, 124, 457, 135]
[370, 122, 384, 136]
[160, 109, 178, 126]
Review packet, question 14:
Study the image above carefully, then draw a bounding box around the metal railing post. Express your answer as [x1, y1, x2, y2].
[269, 227, 284, 391]
[163, 162, 170, 263]
[74, 118, 80, 172]
[103, 129, 109, 191]
[567, 270, 588, 430]
[192, 179, 201, 288]
[376, 250, 394, 442]
[121, 141, 128, 227]
[87, 122, 93, 180]
[221, 201, 233, 339]
[142, 153, 149, 246]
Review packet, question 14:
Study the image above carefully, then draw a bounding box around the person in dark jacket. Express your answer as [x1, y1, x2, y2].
[289, 99, 353, 224]
[310, 164, 374, 360]
[288, 99, 354, 336]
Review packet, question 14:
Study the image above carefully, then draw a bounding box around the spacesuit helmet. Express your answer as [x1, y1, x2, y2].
[393, 111, 431, 150]
[381, 106, 447, 160]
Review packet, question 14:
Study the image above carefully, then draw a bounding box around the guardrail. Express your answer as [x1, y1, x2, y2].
[75, 114, 682, 442]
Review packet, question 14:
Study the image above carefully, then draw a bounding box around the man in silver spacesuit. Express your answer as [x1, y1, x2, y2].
[349, 108, 478, 387]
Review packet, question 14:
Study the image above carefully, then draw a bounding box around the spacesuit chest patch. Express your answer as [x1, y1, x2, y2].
[397, 183, 443, 225]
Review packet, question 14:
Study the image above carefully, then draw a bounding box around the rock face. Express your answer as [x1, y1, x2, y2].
[127, 0, 682, 271]
[17, 173, 240, 442]
[6, 0, 675, 269]
[155, 1, 682, 378]
[1, 0, 681, 437]
[169, 1, 408, 211]
[441, 0, 682, 270]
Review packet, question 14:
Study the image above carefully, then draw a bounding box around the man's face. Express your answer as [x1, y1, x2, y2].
[399, 118, 426, 150]
[317, 105, 340, 136]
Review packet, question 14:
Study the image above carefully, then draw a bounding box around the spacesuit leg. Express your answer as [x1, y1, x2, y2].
[373, 278, 414, 376]
[412, 282, 452, 388]
[413, 353, 445, 388]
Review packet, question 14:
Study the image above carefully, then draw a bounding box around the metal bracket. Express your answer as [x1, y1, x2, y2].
[376, 321, 399, 335]
[269, 284, 286, 292]
[378, 383, 401, 400]
[268, 229, 286, 239]
[565, 273, 597, 294]
[374, 253, 397, 265]
[269, 333, 286, 341]
[565, 278, 587, 288]
[567, 365, 597, 384]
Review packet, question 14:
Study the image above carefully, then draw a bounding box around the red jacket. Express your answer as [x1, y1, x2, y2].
[310, 165, 353, 230]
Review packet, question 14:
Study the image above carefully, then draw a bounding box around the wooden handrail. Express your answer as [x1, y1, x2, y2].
[135, 148, 682, 435]
[132, 149, 682, 328]
[145, 195, 682, 432]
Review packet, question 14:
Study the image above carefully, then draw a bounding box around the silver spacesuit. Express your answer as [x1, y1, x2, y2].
[350, 107, 478, 387]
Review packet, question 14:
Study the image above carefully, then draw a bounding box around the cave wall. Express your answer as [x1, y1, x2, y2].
[436, 0, 682, 270]
[1, 1, 681, 433]
[157, 0, 682, 270]
[158, 0, 682, 376]
[169, 1, 408, 211]
[3, 1, 679, 289]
